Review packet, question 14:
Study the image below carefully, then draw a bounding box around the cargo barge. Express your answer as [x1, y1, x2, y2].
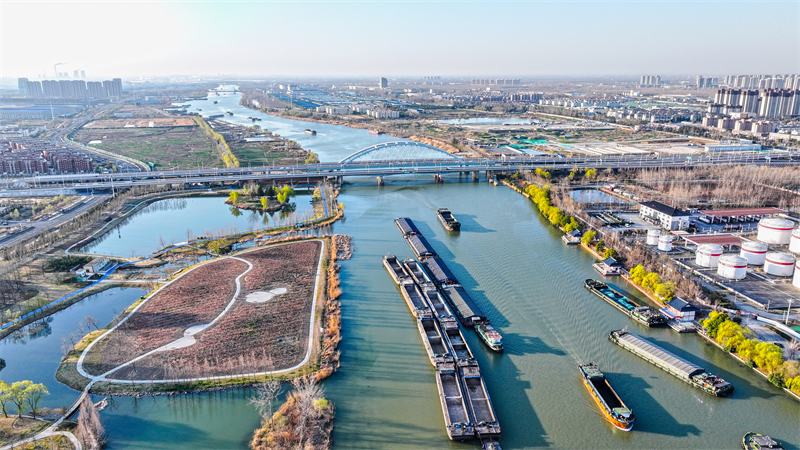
[442, 285, 486, 326]
[383, 255, 411, 285]
[585, 279, 667, 327]
[460, 364, 501, 438]
[395, 217, 421, 236]
[578, 363, 634, 431]
[400, 283, 433, 319]
[418, 317, 453, 366]
[435, 362, 475, 441]
[423, 257, 459, 286]
[437, 208, 461, 231]
[443, 322, 475, 366]
[609, 329, 734, 396]
[743, 432, 784, 450]
[424, 289, 456, 322]
[406, 234, 438, 259]
[402, 258, 434, 290]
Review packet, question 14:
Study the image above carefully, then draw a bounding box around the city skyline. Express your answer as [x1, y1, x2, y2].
[2, 0, 799, 79]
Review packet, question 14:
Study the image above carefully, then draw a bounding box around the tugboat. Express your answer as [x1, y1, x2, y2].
[743, 432, 784, 450]
[585, 279, 667, 327]
[578, 363, 634, 431]
[476, 323, 503, 352]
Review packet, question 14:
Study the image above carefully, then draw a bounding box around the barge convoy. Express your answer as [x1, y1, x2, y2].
[578, 363, 635, 431]
[609, 329, 734, 396]
[585, 279, 668, 327]
[437, 208, 461, 231]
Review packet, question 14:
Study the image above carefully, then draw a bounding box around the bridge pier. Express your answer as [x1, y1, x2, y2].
[472, 171, 479, 182]
[377, 176, 384, 185]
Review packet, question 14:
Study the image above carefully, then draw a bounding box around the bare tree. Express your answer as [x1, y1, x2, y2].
[249, 378, 281, 423]
[85, 315, 99, 331]
[76, 395, 105, 450]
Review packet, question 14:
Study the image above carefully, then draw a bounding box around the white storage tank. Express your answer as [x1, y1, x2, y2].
[717, 255, 748, 280]
[764, 252, 796, 277]
[794, 261, 800, 289]
[757, 218, 795, 245]
[696, 244, 723, 268]
[658, 234, 675, 252]
[740, 240, 768, 265]
[646, 229, 661, 246]
[790, 228, 800, 254]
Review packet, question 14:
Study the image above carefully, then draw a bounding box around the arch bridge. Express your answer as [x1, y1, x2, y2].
[338, 141, 465, 166]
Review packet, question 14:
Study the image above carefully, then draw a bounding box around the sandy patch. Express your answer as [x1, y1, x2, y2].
[246, 287, 288, 303]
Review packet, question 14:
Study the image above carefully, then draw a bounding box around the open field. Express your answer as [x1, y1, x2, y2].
[81, 258, 248, 376]
[71, 126, 220, 170]
[83, 118, 196, 129]
[109, 240, 322, 380]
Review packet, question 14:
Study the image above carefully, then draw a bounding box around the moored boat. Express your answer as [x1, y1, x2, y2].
[578, 363, 634, 431]
[609, 329, 734, 396]
[369, 129, 384, 135]
[304, 129, 316, 135]
[585, 279, 667, 327]
[743, 432, 784, 450]
[476, 323, 503, 352]
[437, 208, 461, 231]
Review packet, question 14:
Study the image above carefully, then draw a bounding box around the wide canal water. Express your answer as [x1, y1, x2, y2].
[4, 94, 798, 449]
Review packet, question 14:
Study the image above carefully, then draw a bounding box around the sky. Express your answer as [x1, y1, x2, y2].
[2, 0, 799, 79]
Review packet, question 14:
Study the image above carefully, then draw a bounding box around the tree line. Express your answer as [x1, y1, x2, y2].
[193, 116, 240, 168]
[0, 380, 49, 419]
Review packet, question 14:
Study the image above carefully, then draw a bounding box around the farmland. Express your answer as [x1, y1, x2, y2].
[80, 239, 324, 382]
[81, 258, 249, 376]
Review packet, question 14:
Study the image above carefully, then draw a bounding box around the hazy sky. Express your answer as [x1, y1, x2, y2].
[2, 0, 799, 79]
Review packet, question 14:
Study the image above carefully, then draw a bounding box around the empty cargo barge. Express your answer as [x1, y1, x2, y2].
[578, 363, 634, 431]
[609, 329, 734, 396]
[585, 279, 667, 327]
[460, 365, 501, 438]
[383, 255, 411, 285]
[437, 208, 461, 231]
[400, 283, 433, 319]
[435, 362, 476, 441]
[403, 258, 435, 290]
[418, 317, 453, 366]
[424, 289, 456, 322]
[395, 217, 421, 236]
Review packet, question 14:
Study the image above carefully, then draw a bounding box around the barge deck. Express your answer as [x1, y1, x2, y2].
[403, 258, 435, 290]
[383, 255, 411, 285]
[435, 362, 475, 441]
[418, 317, 453, 366]
[609, 329, 733, 396]
[400, 283, 432, 319]
[461, 365, 501, 438]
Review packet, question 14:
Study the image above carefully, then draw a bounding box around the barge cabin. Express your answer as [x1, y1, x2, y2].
[395, 217, 421, 237]
[609, 329, 733, 396]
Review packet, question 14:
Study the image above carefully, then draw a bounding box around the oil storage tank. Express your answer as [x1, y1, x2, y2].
[717, 255, 748, 280]
[658, 234, 675, 252]
[646, 229, 661, 246]
[790, 228, 800, 254]
[740, 241, 768, 266]
[757, 218, 794, 245]
[696, 244, 723, 268]
[764, 252, 796, 277]
[793, 261, 800, 289]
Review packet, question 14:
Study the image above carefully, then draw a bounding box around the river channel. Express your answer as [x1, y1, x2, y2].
[3, 91, 798, 449]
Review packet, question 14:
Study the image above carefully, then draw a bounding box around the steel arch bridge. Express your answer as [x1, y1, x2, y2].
[338, 141, 465, 165]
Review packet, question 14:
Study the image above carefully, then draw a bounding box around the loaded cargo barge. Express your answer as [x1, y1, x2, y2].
[406, 234, 438, 259]
[437, 208, 461, 231]
[609, 329, 734, 396]
[394, 217, 421, 237]
[578, 363, 634, 431]
[585, 279, 667, 327]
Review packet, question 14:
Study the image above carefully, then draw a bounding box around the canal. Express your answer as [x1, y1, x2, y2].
[3, 90, 797, 449]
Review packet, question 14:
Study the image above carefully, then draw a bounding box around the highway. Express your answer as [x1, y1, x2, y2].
[5, 151, 799, 192]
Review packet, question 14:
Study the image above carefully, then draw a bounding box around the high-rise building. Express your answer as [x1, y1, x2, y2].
[379, 77, 388, 89]
[87, 81, 106, 98]
[640, 75, 661, 87]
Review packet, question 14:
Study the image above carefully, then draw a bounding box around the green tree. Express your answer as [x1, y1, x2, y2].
[641, 272, 661, 292]
[737, 338, 756, 360]
[228, 191, 240, 205]
[260, 197, 269, 210]
[594, 240, 606, 254]
[701, 311, 730, 338]
[585, 168, 597, 179]
[23, 383, 48, 419]
[581, 230, 596, 245]
[0, 382, 10, 418]
[603, 248, 618, 259]
[9, 380, 32, 417]
[305, 152, 320, 164]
